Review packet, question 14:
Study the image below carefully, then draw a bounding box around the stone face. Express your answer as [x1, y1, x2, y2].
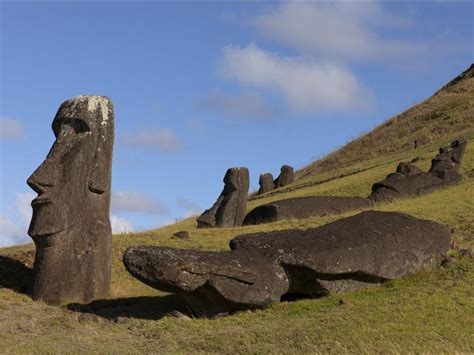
[124, 211, 452, 316]
[27, 95, 114, 305]
[243, 196, 374, 225]
[257, 173, 275, 195]
[274, 165, 294, 188]
[369, 139, 467, 202]
[196, 167, 249, 228]
[123, 246, 289, 316]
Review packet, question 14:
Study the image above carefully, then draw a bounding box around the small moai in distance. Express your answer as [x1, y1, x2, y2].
[257, 173, 275, 195]
[369, 139, 467, 202]
[197, 167, 249, 228]
[274, 165, 294, 188]
[27, 95, 114, 305]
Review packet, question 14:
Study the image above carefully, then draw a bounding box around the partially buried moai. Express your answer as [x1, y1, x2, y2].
[27, 95, 114, 305]
[274, 165, 294, 188]
[197, 167, 249, 228]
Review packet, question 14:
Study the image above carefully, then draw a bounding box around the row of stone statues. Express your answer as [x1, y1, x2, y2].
[257, 165, 295, 195]
[24, 95, 466, 318]
[198, 139, 467, 227]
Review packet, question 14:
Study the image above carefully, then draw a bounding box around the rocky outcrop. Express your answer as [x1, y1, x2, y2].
[197, 167, 249, 228]
[27, 95, 114, 305]
[124, 211, 452, 316]
[243, 196, 374, 225]
[257, 173, 275, 195]
[369, 139, 467, 202]
[274, 165, 294, 188]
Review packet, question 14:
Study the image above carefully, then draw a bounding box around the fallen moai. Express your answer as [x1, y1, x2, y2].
[27, 95, 114, 305]
[274, 165, 294, 188]
[257, 173, 275, 195]
[124, 211, 452, 316]
[369, 139, 467, 202]
[243, 196, 373, 225]
[196, 167, 249, 228]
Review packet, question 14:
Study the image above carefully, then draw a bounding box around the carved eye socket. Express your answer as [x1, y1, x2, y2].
[52, 117, 90, 137]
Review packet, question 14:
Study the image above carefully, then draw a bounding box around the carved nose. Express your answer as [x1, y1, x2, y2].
[27, 161, 57, 194]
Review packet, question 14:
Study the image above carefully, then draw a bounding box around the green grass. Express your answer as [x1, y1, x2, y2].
[1, 73, 473, 353]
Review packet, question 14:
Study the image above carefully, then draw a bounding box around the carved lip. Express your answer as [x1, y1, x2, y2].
[31, 197, 52, 206]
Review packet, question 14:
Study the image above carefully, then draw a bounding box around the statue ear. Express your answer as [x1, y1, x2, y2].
[88, 102, 114, 194]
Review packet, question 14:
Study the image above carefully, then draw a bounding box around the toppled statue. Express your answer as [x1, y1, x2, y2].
[244, 196, 373, 225]
[124, 211, 452, 316]
[257, 172, 275, 195]
[27, 95, 114, 305]
[196, 167, 249, 228]
[369, 139, 467, 201]
[274, 165, 294, 188]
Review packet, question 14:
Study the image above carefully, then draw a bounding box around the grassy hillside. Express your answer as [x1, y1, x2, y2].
[296, 64, 474, 179]
[1, 68, 473, 353]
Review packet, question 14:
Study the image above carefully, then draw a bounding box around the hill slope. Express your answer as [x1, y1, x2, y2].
[0, 66, 473, 353]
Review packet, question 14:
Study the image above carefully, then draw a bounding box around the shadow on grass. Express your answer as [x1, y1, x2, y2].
[67, 295, 192, 321]
[0, 254, 33, 294]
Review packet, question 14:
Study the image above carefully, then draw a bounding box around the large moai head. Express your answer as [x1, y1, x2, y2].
[27, 95, 114, 305]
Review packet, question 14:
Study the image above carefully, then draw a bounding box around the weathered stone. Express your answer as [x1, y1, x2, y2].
[172, 231, 190, 240]
[369, 139, 467, 202]
[124, 211, 451, 316]
[274, 165, 294, 188]
[243, 196, 374, 225]
[123, 246, 289, 316]
[196, 167, 249, 228]
[27, 95, 114, 305]
[257, 173, 275, 195]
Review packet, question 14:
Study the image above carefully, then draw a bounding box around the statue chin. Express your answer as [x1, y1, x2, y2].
[28, 204, 66, 241]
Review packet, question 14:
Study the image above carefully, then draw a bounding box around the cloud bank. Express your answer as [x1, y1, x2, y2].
[220, 43, 373, 114]
[120, 127, 184, 153]
[111, 190, 169, 215]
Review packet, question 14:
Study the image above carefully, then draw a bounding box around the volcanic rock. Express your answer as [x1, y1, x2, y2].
[274, 165, 294, 188]
[197, 167, 249, 228]
[27, 95, 114, 305]
[369, 139, 467, 202]
[257, 173, 275, 195]
[124, 211, 451, 316]
[243, 196, 374, 225]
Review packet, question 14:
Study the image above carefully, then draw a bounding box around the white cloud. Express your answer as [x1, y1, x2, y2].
[195, 90, 275, 120]
[120, 127, 184, 154]
[16, 192, 35, 225]
[110, 215, 134, 234]
[254, 2, 456, 63]
[176, 197, 202, 215]
[0, 118, 24, 139]
[111, 191, 169, 215]
[0, 215, 29, 247]
[220, 43, 373, 114]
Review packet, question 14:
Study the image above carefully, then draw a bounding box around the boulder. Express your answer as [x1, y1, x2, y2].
[274, 165, 294, 188]
[197, 167, 249, 228]
[243, 196, 374, 225]
[124, 211, 451, 316]
[369, 139, 467, 202]
[27, 95, 114, 305]
[257, 173, 275, 195]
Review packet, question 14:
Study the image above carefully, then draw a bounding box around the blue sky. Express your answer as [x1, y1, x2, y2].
[0, 1, 472, 246]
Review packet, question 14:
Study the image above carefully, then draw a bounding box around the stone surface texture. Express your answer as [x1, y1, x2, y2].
[124, 211, 451, 316]
[27, 95, 114, 305]
[243, 196, 374, 225]
[274, 165, 294, 188]
[196, 167, 249, 228]
[257, 173, 275, 195]
[369, 139, 467, 202]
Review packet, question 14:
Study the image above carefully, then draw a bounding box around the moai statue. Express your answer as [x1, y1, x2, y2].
[197, 167, 249, 228]
[257, 173, 275, 195]
[27, 95, 114, 305]
[274, 165, 294, 188]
